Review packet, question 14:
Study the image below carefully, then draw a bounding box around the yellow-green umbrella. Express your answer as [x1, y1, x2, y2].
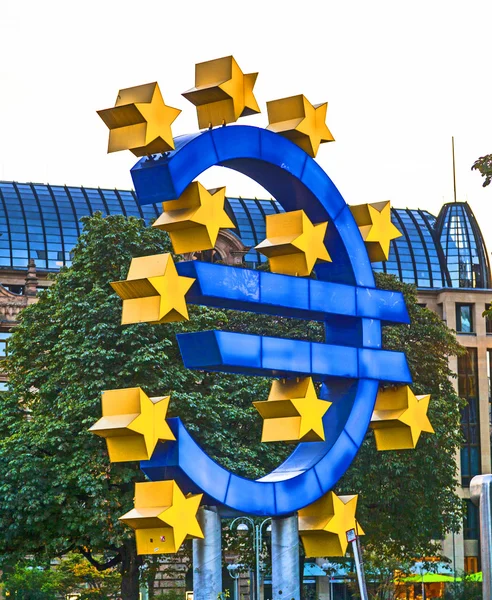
[397, 573, 459, 583]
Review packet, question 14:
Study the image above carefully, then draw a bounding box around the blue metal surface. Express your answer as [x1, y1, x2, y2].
[135, 124, 413, 516]
[176, 261, 410, 325]
[141, 380, 382, 516]
[133, 128, 349, 241]
[177, 331, 411, 383]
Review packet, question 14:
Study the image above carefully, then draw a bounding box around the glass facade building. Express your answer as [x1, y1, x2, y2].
[374, 203, 491, 290]
[436, 203, 490, 288]
[0, 182, 281, 271]
[0, 181, 488, 290]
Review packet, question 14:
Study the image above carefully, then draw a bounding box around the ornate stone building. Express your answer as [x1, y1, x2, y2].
[0, 259, 39, 389]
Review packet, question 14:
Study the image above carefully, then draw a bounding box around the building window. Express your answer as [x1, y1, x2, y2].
[1, 284, 24, 295]
[0, 332, 12, 358]
[486, 304, 492, 334]
[459, 348, 480, 486]
[464, 500, 479, 540]
[456, 303, 474, 333]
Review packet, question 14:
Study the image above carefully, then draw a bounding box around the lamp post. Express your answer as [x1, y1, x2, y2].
[227, 564, 243, 600]
[230, 516, 272, 600]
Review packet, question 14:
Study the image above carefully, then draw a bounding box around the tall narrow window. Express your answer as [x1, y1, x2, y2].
[456, 303, 474, 333]
[459, 348, 480, 486]
[464, 500, 479, 540]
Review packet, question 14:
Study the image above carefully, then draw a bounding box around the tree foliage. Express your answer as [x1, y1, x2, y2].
[340, 273, 464, 562]
[0, 214, 288, 598]
[471, 153, 492, 187]
[0, 214, 464, 599]
[1, 553, 120, 600]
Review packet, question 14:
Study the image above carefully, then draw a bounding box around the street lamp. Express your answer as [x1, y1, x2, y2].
[230, 516, 271, 600]
[227, 563, 244, 600]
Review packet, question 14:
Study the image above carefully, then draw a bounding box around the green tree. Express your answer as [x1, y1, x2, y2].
[0, 562, 65, 600]
[57, 552, 121, 599]
[0, 214, 287, 600]
[0, 214, 464, 600]
[471, 153, 492, 187]
[1, 553, 121, 600]
[337, 273, 464, 598]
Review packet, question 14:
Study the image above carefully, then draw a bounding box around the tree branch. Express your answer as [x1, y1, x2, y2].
[78, 546, 122, 571]
[56, 543, 76, 557]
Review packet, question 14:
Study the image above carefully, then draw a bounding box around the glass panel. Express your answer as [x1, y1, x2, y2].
[456, 304, 474, 333]
[464, 500, 479, 540]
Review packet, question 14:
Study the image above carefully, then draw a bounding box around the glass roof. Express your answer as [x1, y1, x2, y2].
[0, 182, 488, 289]
[0, 182, 280, 272]
[373, 203, 490, 289]
[436, 202, 490, 289]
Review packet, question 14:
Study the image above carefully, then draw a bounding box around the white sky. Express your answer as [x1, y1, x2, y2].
[1, 0, 492, 248]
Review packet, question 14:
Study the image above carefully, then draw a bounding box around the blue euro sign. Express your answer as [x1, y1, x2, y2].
[131, 125, 412, 517]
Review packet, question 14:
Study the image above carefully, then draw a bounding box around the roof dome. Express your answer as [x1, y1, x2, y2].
[436, 202, 490, 289]
[373, 202, 490, 289]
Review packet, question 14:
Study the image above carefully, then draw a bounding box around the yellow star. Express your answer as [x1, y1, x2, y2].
[370, 386, 434, 451]
[182, 55, 260, 129]
[253, 378, 331, 443]
[89, 387, 175, 462]
[153, 182, 235, 253]
[350, 201, 402, 262]
[266, 95, 334, 158]
[119, 480, 203, 555]
[255, 210, 331, 276]
[97, 82, 181, 157]
[158, 482, 204, 549]
[298, 491, 364, 557]
[110, 253, 195, 325]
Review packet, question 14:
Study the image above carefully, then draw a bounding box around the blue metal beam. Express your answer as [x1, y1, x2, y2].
[177, 330, 412, 383]
[177, 261, 410, 324]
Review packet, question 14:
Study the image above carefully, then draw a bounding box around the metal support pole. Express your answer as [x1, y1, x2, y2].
[193, 506, 222, 600]
[255, 525, 260, 600]
[271, 515, 300, 600]
[256, 518, 271, 600]
[227, 565, 241, 600]
[471, 474, 492, 600]
[452, 136, 457, 203]
[348, 529, 368, 600]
